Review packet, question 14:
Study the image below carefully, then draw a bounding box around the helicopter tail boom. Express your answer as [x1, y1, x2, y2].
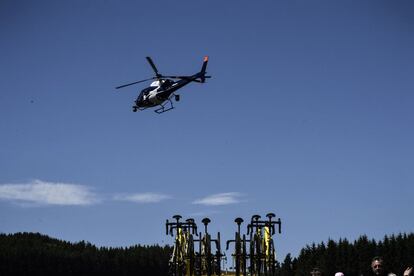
[200, 56, 209, 83]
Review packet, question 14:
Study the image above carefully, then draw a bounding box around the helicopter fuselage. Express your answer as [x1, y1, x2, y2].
[135, 72, 204, 109]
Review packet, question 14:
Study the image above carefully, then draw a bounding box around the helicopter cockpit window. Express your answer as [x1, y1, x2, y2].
[161, 79, 174, 88]
[141, 86, 157, 94]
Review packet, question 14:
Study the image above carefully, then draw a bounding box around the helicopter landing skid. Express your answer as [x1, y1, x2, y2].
[132, 106, 146, 112]
[154, 98, 174, 114]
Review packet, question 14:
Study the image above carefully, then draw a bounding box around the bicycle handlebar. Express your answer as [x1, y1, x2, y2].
[165, 216, 198, 236]
[246, 214, 282, 235]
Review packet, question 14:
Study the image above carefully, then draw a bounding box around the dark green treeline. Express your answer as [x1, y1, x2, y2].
[0, 232, 171, 275]
[1, 232, 413, 275]
[278, 233, 414, 276]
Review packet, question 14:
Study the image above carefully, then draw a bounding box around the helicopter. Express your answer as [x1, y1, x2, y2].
[116, 56, 210, 113]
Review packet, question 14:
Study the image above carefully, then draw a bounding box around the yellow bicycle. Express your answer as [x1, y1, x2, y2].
[166, 215, 198, 276]
[247, 213, 282, 276]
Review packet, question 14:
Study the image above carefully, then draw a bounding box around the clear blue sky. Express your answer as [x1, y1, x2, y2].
[1, 0, 413, 262]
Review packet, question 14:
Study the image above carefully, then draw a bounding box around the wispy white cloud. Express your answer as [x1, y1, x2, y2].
[0, 180, 99, 206]
[114, 193, 171, 203]
[192, 192, 244, 206]
[187, 210, 222, 218]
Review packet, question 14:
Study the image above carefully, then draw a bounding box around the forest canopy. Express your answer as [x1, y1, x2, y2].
[1, 232, 413, 275]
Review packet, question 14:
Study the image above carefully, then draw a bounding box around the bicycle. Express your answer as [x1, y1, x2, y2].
[226, 217, 248, 276]
[166, 215, 198, 276]
[194, 217, 223, 276]
[247, 213, 282, 276]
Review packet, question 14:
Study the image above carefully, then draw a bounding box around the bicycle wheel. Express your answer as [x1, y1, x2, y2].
[215, 232, 222, 276]
[242, 234, 247, 276]
[205, 234, 212, 276]
[267, 240, 276, 276]
[186, 234, 195, 276]
[254, 234, 262, 276]
[249, 236, 255, 275]
[235, 232, 241, 276]
[170, 239, 181, 276]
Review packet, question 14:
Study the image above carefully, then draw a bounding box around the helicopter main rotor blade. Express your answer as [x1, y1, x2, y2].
[162, 75, 194, 79]
[162, 75, 211, 80]
[146, 56, 162, 78]
[115, 77, 156, 89]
